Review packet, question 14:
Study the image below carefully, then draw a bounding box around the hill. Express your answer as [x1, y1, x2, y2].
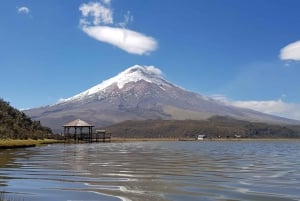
[0, 99, 52, 139]
[103, 116, 300, 139]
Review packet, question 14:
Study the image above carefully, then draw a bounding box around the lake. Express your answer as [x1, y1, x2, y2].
[0, 141, 300, 201]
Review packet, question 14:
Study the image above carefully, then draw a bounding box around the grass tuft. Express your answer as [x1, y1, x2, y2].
[0, 139, 62, 149]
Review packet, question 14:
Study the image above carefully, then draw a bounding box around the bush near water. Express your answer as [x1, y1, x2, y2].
[0, 98, 52, 139]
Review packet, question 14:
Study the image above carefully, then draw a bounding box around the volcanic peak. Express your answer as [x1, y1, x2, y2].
[58, 65, 171, 103]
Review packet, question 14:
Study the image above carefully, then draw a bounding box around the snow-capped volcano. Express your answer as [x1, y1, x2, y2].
[58, 65, 174, 103]
[25, 65, 299, 132]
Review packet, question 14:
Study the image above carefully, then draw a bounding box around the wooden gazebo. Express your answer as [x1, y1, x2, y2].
[63, 119, 94, 142]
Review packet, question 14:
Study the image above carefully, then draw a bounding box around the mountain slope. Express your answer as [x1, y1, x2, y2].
[104, 117, 300, 138]
[25, 65, 300, 132]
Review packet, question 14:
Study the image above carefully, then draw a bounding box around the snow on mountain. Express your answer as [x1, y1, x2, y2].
[58, 65, 175, 103]
[25, 64, 300, 132]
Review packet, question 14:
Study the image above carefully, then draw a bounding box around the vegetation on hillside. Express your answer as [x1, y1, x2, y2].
[0, 98, 52, 139]
[104, 116, 300, 139]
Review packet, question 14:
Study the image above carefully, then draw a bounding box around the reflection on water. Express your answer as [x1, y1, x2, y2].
[0, 141, 300, 201]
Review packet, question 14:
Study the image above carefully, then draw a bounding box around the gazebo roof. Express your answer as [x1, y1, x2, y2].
[63, 119, 94, 127]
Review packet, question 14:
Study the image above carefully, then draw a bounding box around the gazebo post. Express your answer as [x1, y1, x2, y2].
[89, 126, 92, 143]
[80, 127, 83, 141]
[67, 127, 70, 140]
[63, 127, 66, 140]
[74, 126, 78, 141]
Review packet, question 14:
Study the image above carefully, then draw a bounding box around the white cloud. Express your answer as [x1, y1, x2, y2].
[233, 100, 300, 121]
[280, 40, 300, 61]
[79, 2, 113, 25]
[79, 1, 157, 55]
[119, 11, 133, 28]
[102, 0, 111, 5]
[17, 6, 30, 14]
[145, 66, 163, 76]
[82, 26, 157, 55]
[213, 95, 300, 121]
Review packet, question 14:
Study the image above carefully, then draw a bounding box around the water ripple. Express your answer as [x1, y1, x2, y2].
[0, 141, 300, 201]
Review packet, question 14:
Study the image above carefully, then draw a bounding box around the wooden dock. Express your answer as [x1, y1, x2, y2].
[64, 131, 111, 143]
[62, 119, 111, 143]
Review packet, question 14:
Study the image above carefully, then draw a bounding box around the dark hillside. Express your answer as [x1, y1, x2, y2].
[104, 116, 300, 138]
[0, 99, 52, 139]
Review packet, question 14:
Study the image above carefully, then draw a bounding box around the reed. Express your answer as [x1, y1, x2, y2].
[0, 191, 23, 201]
[0, 139, 62, 149]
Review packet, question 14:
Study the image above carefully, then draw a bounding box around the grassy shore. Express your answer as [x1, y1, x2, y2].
[1, 138, 298, 148]
[0, 139, 62, 149]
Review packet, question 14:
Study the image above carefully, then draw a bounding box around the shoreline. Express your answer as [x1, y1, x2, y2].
[1, 137, 299, 149]
[110, 137, 300, 143]
[0, 139, 63, 149]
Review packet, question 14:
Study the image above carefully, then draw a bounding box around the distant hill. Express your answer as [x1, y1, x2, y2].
[25, 65, 300, 133]
[0, 99, 52, 139]
[103, 116, 300, 138]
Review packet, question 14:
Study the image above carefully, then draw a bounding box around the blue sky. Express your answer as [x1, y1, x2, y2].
[1, 0, 300, 120]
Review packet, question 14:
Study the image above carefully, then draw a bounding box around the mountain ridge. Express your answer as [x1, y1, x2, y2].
[56, 65, 176, 104]
[104, 117, 300, 138]
[24, 65, 300, 132]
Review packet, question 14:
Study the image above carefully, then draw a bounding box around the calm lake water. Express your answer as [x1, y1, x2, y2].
[0, 141, 300, 201]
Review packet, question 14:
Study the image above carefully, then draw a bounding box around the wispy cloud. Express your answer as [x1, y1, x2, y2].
[102, 0, 111, 5]
[212, 95, 300, 121]
[280, 40, 300, 61]
[79, 1, 113, 26]
[79, 1, 157, 55]
[17, 6, 30, 14]
[119, 11, 133, 28]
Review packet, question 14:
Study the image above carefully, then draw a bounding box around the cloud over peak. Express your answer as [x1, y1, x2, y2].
[280, 40, 300, 61]
[79, 1, 157, 55]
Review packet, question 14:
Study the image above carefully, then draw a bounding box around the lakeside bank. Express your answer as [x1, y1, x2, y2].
[110, 137, 300, 142]
[0, 139, 62, 149]
[1, 137, 300, 149]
